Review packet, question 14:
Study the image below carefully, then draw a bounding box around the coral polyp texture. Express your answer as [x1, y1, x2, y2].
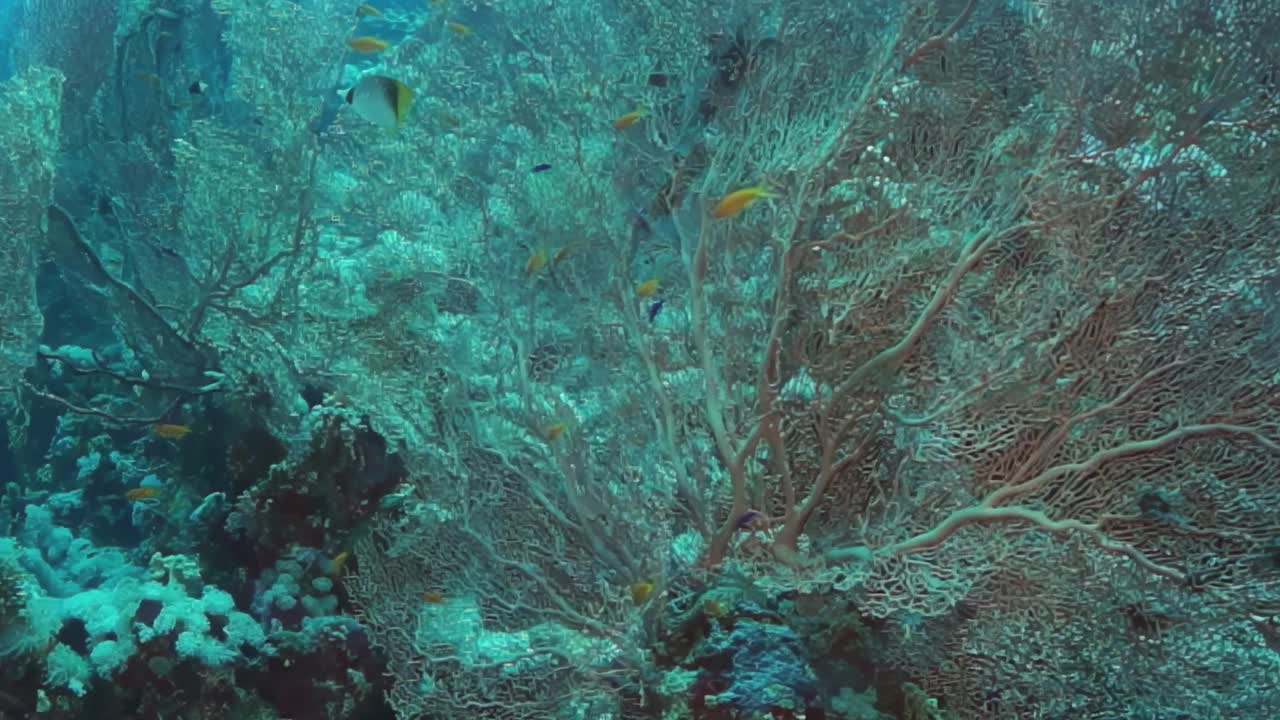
[1, 0, 1278, 718]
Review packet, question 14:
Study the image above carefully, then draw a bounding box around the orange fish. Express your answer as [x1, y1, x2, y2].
[544, 423, 568, 442]
[348, 36, 389, 53]
[126, 487, 160, 501]
[635, 277, 660, 298]
[612, 109, 646, 130]
[525, 247, 548, 275]
[153, 423, 192, 440]
[712, 185, 779, 219]
[446, 22, 471, 35]
[423, 591, 445, 604]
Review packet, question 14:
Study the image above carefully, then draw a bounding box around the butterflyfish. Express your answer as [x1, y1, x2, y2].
[345, 75, 415, 128]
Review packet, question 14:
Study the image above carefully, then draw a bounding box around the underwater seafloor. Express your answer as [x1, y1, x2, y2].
[1, 0, 1278, 718]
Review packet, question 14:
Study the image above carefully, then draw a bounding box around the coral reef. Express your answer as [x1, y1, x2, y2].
[1, 0, 1278, 718]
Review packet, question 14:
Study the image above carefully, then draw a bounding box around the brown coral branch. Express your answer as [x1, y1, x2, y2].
[901, 0, 978, 71]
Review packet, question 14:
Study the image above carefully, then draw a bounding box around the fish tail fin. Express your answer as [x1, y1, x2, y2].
[395, 82, 415, 124]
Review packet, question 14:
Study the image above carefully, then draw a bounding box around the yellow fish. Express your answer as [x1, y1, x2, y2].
[355, 4, 381, 16]
[629, 581, 655, 605]
[423, 591, 445, 604]
[347, 36, 389, 53]
[712, 185, 779, 219]
[446, 21, 471, 35]
[525, 247, 548, 276]
[330, 551, 352, 575]
[612, 108, 646, 130]
[153, 423, 192, 440]
[126, 487, 161, 501]
[544, 423, 568, 442]
[635, 277, 660, 298]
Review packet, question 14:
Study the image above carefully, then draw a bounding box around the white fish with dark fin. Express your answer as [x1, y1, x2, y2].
[189, 80, 208, 95]
[344, 75, 414, 129]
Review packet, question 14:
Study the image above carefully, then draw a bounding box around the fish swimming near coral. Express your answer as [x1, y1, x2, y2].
[347, 36, 389, 53]
[525, 247, 549, 275]
[630, 581, 655, 605]
[355, 4, 381, 16]
[544, 422, 568, 442]
[712, 185, 779, 219]
[647, 298, 664, 323]
[153, 423, 192, 440]
[126, 487, 161, 501]
[735, 509, 766, 530]
[635, 277, 660, 298]
[345, 75, 414, 128]
[328, 551, 353, 576]
[613, 108, 646, 130]
[703, 597, 727, 617]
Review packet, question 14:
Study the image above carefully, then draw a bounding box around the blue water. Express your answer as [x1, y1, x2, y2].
[1, 1, 1278, 718]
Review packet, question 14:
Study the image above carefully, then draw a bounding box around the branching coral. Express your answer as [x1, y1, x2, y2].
[0, 65, 62, 396]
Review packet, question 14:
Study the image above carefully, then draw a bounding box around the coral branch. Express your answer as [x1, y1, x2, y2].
[901, 0, 978, 71]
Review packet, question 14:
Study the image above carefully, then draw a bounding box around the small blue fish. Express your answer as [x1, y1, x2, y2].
[531, 163, 552, 173]
[647, 298, 664, 323]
